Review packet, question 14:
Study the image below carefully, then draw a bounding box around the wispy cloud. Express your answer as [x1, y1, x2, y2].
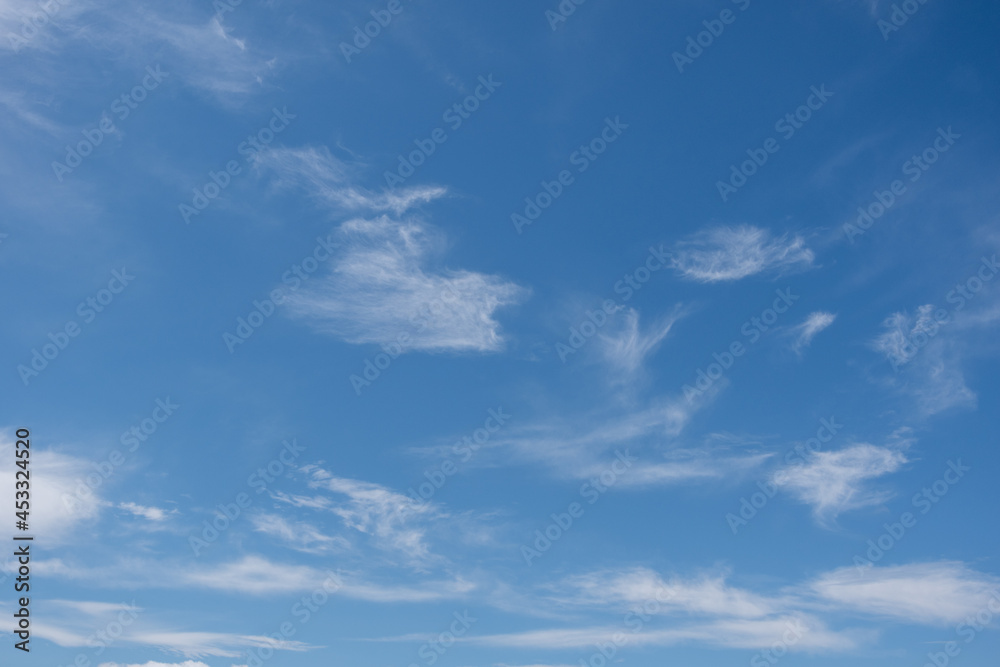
[775, 443, 907, 524]
[464, 616, 854, 651]
[180, 556, 475, 602]
[118, 502, 174, 522]
[250, 512, 350, 554]
[34, 599, 311, 660]
[872, 303, 980, 415]
[598, 306, 685, 381]
[257, 146, 448, 215]
[34, 554, 475, 603]
[789, 311, 836, 354]
[287, 468, 440, 562]
[555, 567, 780, 618]
[96, 662, 234, 667]
[809, 562, 1000, 625]
[874, 305, 937, 370]
[285, 216, 528, 353]
[448, 560, 995, 652]
[669, 225, 814, 282]
[2, 2, 274, 101]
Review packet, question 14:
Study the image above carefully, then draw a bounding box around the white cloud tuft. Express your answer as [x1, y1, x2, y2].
[790, 311, 836, 353]
[285, 216, 528, 353]
[669, 225, 814, 282]
[775, 444, 907, 523]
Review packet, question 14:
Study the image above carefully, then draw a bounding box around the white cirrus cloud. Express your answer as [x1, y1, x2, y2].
[872, 303, 979, 415]
[257, 145, 448, 215]
[669, 225, 814, 282]
[809, 562, 1000, 626]
[285, 216, 528, 353]
[597, 306, 685, 381]
[874, 304, 937, 370]
[97, 662, 223, 667]
[250, 512, 350, 554]
[118, 502, 174, 522]
[790, 311, 837, 353]
[774, 443, 907, 524]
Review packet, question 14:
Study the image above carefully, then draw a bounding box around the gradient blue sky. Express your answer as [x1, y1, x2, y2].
[2, 1, 1000, 666]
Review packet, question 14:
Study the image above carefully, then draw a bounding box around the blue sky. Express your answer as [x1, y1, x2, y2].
[2, 0, 1000, 665]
